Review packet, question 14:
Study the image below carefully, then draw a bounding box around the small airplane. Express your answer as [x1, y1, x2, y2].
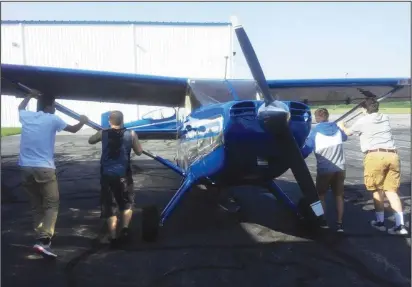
[1, 18, 410, 242]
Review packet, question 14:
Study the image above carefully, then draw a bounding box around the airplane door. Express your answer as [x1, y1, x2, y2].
[176, 94, 196, 170]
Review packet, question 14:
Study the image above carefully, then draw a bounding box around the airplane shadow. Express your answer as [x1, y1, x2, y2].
[1, 154, 411, 287]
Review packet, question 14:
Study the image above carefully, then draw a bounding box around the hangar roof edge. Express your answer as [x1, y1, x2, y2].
[1, 20, 232, 27]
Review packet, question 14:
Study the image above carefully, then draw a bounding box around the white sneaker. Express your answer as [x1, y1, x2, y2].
[388, 224, 408, 235]
[33, 242, 57, 259]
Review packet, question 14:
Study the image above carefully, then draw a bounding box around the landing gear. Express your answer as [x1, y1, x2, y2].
[141, 205, 160, 242]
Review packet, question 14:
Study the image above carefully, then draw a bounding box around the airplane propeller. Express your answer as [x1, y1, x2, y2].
[231, 16, 325, 226]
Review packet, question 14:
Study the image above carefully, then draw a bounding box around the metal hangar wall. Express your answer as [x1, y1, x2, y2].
[1, 20, 234, 128]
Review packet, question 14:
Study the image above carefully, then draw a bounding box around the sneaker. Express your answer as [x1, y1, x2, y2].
[388, 224, 408, 235]
[370, 220, 386, 232]
[33, 241, 57, 259]
[319, 219, 329, 229]
[336, 222, 344, 233]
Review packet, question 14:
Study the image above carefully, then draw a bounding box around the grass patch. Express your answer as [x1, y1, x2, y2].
[1, 127, 22, 137]
[310, 101, 411, 114]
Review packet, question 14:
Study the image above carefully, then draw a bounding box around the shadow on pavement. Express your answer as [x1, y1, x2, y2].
[1, 155, 411, 287]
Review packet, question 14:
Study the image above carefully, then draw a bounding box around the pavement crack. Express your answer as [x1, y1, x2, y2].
[319, 239, 406, 287]
[65, 241, 107, 287]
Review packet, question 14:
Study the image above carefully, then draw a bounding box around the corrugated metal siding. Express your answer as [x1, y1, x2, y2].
[1, 23, 232, 127]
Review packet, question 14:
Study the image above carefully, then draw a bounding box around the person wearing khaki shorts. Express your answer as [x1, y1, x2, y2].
[364, 150, 401, 193]
[338, 98, 407, 235]
[18, 92, 88, 258]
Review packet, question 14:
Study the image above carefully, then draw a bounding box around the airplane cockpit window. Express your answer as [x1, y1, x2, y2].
[188, 79, 261, 106]
[141, 107, 176, 120]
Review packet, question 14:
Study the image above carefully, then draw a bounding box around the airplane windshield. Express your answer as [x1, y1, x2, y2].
[141, 107, 176, 120]
[188, 79, 263, 106]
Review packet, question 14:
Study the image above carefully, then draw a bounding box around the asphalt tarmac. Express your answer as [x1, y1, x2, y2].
[1, 114, 410, 287]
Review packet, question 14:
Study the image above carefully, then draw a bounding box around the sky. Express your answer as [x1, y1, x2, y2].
[1, 2, 411, 79]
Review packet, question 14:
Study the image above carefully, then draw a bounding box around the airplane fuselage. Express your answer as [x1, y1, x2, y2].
[176, 99, 312, 186]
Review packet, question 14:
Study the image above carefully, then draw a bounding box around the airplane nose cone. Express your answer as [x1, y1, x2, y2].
[257, 102, 290, 135]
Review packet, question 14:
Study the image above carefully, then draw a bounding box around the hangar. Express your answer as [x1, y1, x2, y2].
[1, 20, 234, 128]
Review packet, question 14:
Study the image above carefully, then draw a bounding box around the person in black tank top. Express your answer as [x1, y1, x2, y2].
[88, 111, 143, 247]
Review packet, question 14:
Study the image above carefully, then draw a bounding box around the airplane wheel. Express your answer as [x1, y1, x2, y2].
[141, 205, 160, 242]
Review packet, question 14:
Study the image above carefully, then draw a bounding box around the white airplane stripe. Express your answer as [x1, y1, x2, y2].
[314, 131, 343, 152]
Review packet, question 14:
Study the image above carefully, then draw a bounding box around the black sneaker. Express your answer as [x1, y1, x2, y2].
[388, 224, 408, 235]
[33, 238, 57, 259]
[336, 222, 344, 233]
[370, 220, 386, 232]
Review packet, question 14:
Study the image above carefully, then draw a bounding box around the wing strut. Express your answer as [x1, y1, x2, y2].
[334, 85, 405, 123]
[7, 78, 185, 176]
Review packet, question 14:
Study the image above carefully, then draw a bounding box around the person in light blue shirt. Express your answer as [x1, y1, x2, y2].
[18, 91, 88, 259]
[301, 108, 347, 232]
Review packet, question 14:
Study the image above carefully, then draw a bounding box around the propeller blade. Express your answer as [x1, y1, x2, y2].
[231, 17, 324, 223]
[231, 17, 275, 106]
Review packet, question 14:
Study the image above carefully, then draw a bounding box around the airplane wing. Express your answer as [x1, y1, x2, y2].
[1, 64, 189, 107]
[267, 78, 411, 105]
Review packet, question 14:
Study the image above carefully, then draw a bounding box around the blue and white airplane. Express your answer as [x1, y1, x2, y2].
[1, 18, 410, 241]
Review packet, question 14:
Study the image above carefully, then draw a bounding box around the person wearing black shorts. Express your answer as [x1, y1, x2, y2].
[88, 111, 143, 247]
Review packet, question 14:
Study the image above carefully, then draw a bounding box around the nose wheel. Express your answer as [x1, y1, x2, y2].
[141, 205, 160, 242]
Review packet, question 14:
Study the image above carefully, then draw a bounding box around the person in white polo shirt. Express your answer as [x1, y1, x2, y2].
[338, 98, 408, 235]
[18, 91, 89, 258]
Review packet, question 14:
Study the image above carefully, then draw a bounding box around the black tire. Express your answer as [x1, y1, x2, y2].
[141, 205, 160, 242]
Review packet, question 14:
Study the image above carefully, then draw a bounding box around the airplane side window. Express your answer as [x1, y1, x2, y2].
[141, 108, 176, 120]
[161, 108, 176, 119]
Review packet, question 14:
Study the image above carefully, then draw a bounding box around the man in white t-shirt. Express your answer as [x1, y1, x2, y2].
[18, 91, 89, 258]
[338, 98, 407, 236]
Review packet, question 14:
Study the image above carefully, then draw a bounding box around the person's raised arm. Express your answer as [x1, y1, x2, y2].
[18, 90, 39, 111]
[131, 131, 143, 156]
[337, 118, 362, 137]
[88, 130, 102, 145]
[63, 115, 89, 133]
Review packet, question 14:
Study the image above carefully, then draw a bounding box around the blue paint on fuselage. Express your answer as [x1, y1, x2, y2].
[176, 100, 312, 187]
[100, 97, 312, 187]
